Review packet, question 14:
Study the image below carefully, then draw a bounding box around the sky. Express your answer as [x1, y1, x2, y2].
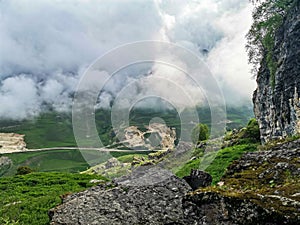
[0, 0, 256, 120]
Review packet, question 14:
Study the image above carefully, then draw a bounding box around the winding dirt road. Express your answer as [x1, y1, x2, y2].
[0, 147, 154, 154]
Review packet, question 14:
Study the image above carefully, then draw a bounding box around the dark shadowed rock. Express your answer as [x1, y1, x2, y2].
[182, 191, 287, 225]
[183, 169, 212, 190]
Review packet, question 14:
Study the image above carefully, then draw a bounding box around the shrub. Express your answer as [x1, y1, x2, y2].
[244, 118, 260, 141]
[191, 123, 209, 144]
[16, 166, 33, 175]
[224, 118, 261, 145]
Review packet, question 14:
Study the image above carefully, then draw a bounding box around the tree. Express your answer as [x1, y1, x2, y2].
[191, 123, 209, 144]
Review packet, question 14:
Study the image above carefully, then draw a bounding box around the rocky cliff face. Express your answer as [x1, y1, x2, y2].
[253, 2, 300, 143]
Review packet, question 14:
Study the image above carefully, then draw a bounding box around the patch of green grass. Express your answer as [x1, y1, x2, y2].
[205, 144, 258, 184]
[0, 150, 151, 177]
[116, 153, 148, 163]
[175, 144, 258, 184]
[0, 172, 108, 225]
[175, 158, 201, 178]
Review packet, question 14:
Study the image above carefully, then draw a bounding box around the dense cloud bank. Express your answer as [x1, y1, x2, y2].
[0, 0, 255, 119]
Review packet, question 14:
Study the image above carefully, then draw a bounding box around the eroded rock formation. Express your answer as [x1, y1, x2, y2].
[0, 133, 27, 153]
[117, 123, 176, 150]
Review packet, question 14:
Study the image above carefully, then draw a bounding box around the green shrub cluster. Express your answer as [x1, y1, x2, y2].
[224, 118, 260, 145]
[244, 118, 261, 141]
[191, 123, 209, 144]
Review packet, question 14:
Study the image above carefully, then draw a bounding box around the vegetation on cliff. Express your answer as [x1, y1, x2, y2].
[246, 0, 295, 88]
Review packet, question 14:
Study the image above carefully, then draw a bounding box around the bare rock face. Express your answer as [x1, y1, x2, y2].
[183, 169, 212, 190]
[0, 133, 27, 153]
[183, 191, 286, 225]
[253, 2, 300, 143]
[117, 123, 176, 150]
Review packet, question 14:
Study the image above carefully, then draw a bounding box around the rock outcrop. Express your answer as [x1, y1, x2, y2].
[219, 140, 300, 223]
[183, 139, 300, 225]
[183, 191, 286, 225]
[253, 1, 300, 143]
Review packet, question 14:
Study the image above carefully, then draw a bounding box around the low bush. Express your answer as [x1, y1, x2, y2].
[16, 166, 33, 175]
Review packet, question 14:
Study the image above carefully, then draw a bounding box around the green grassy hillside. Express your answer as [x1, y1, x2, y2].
[0, 106, 253, 175]
[0, 172, 107, 225]
[0, 106, 253, 147]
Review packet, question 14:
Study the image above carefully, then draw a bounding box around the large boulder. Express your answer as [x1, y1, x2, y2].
[49, 167, 192, 225]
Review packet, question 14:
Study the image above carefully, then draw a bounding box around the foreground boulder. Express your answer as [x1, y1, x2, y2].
[49, 167, 192, 225]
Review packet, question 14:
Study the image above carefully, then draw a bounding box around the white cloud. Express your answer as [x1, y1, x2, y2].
[0, 75, 40, 119]
[0, 0, 255, 119]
